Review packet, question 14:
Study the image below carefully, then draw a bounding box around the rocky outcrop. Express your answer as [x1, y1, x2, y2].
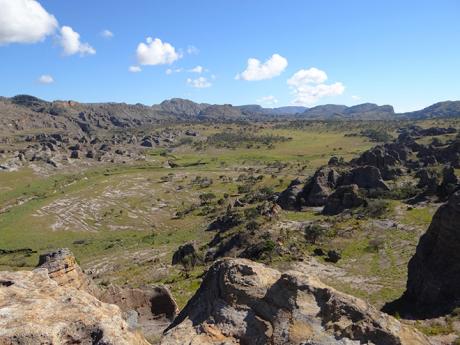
[276, 178, 304, 210]
[438, 166, 459, 199]
[161, 258, 428, 345]
[396, 191, 460, 317]
[100, 285, 178, 339]
[322, 184, 366, 215]
[37, 248, 99, 295]
[340, 166, 390, 191]
[299, 166, 340, 206]
[0, 269, 149, 345]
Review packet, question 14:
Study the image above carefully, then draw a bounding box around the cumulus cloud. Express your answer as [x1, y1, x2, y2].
[59, 26, 95, 56]
[236, 53, 288, 81]
[100, 29, 113, 39]
[287, 67, 345, 105]
[0, 0, 58, 45]
[189, 65, 204, 73]
[257, 95, 279, 106]
[38, 74, 54, 84]
[187, 76, 211, 88]
[136, 37, 180, 66]
[128, 66, 141, 73]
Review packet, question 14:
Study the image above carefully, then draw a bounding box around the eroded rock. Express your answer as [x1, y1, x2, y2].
[161, 258, 428, 345]
[395, 191, 460, 317]
[0, 270, 149, 345]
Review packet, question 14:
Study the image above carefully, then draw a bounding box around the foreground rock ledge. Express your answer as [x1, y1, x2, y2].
[0, 269, 149, 345]
[162, 258, 428, 345]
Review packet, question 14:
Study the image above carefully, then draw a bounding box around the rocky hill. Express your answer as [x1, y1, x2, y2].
[299, 103, 395, 120]
[402, 101, 460, 119]
[2, 95, 460, 136]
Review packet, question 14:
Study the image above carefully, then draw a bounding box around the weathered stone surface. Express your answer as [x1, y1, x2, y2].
[37, 248, 99, 295]
[398, 191, 460, 317]
[322, 184, 366, 215]
[0, 269, 149, 345]
[161, 258, 428, 345]
[340, 166, 390, 191]
[276, 178, 304, 210]
[299, 167, 340, 206]
[100, 285, 178, 339]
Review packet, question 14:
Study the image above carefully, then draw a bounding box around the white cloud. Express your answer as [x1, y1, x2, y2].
[165, 68, 183, 75]
[59, 26, 95, 56]
[287, 67, 345, 105]
[187, 76, 211, 88]
[236, 53, 288, 81]
[0, 0, 58, 45]
[257, 95, 279, 106]
[286, 67, 327, 87]
[186, 45, 199, 55]
[38, 74, 54, 84]
[100, 29, 113, 39]
[351, 95, 362, 101]
[189, 65, 204, 73]
[129, 65, 141, 73]
[136, 37, 180, 66]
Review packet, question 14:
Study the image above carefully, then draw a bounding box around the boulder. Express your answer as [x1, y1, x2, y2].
[276, 178, 304, 210]
[438, 166, 459, 199]
[415, 168, 439, 194]
[161, 258, 428, 345]
[322, 184, 366, 215]
[70, 149, 80, 159]
[299, 166, 340, 206]
[396, 191, 460, 317]
[340, 166, 390, 191]
[0, 270, 149, 345]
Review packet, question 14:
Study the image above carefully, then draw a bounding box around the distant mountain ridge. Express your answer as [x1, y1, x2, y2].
[0, 94, 459, 135]
[401, 101, 460, 119]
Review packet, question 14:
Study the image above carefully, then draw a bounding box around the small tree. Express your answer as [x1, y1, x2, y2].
[304, 224, 325, 244]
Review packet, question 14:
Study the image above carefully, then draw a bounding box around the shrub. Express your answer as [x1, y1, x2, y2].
[304, 224, 326, 244]
[363, 199, 391, 218]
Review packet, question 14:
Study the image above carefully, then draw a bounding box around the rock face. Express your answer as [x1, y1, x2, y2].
[161, 258, 428, 345]
[399, 191, 460, 317]
[276, 178, 304, 210]
[299, 167, 340, 206]
[100, 285, 178, 339]
[0, 269, 149, 345]
[37, 248, 99, 295]
[322, 184, 366, 215]
[340, 166, 390, 191]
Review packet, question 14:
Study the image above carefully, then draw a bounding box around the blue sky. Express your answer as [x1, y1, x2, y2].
[0, 0, 459, 112]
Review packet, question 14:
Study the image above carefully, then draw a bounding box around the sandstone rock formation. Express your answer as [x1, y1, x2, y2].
[322, 184, 366, 215]
[340, 166, 390, 191]
[100, 284, 178, 339]
[0, 269, 149, 345]
[397, 190, 460, 317]
[276, 178, 304, 210]
[299, 166, 340, 206]
[161, 258, 428, 345]
[37, 248, 99, 295]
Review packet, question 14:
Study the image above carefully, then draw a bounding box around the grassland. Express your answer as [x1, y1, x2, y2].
[0, 120, 442, 309]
